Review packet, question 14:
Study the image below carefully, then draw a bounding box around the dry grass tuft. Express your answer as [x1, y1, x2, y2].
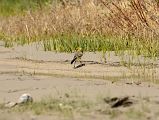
[0, 0, 158, 58]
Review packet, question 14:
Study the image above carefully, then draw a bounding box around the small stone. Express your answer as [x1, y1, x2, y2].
[17, 93, 33, 104]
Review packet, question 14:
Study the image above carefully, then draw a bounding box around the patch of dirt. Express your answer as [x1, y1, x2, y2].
[0, 42, 159, 120]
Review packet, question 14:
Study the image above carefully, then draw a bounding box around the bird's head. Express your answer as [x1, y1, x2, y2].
[76, 47, 82, 52]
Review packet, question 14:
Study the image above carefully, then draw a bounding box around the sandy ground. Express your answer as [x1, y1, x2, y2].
[0, 41, 159, 120]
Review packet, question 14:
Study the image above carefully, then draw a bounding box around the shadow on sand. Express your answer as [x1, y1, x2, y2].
[74, 63, 85, 69]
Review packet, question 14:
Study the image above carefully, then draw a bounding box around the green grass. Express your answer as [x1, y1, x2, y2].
[0, 0, 53, 16]
[40, 36, 155, 56]
[41, 34, 159, 59]
[2, 33, 158, 59]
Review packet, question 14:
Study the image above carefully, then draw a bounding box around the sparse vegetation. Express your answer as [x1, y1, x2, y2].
[0, 1, 159, 118]
[2, 97, 93, 116]
[126, 108, 145, 119]
[0, 0, 53, 16]
[0, 0, 158, 59]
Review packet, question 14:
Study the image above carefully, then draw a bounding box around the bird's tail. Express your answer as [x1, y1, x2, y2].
[71, 57, 76, 64]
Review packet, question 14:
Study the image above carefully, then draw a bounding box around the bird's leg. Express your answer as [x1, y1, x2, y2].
[74, 61, 76, 68]
[80, 60, 82, 65]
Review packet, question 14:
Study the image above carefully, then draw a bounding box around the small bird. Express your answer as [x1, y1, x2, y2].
[71, 47, 83, 68]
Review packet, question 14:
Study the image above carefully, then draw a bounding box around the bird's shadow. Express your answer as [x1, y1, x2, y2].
[74, 63, 85, 69]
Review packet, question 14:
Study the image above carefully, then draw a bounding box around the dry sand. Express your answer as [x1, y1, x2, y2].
[0, 41, 159, 120]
